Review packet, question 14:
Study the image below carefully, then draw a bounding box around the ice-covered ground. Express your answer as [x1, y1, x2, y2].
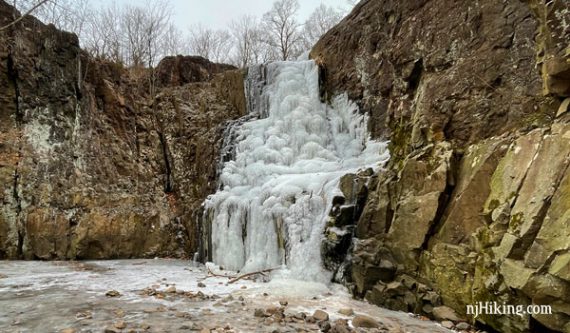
[0, 259, 453, 333]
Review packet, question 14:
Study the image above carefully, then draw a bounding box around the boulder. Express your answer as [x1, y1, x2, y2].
[351, 315, 380, 328]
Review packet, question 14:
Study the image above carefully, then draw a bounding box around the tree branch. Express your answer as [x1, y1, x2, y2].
[0, 0, 51, 31]
[228, 268, 278, 284]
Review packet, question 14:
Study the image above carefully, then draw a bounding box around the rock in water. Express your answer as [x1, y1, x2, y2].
[352, 315, 380, 328]
[338, 308, 354, 316]
[312, 310, 329, 321]
[114, 321, 126, 329]
[432, 306, 461, 322]
[455, 322, 471, 331]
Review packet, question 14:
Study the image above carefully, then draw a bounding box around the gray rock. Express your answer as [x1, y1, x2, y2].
[312, 309, 329, 321]
[352, 314, 380, 328]
[432, 306, 462, 322]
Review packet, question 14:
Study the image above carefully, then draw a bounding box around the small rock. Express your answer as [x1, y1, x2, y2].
[190, 323, 202, 330]
[139, 323, 151, 330]
[104, 328, 119, 333]
[254, 309, 267, 317]
[165, 286, 177, 293]
[312, 310, 329, 321]
[266, 306, 283, 316]
[60, 329, 76, 333]
[432, 306, 462, 322]
[456, 322, 471, 331]
[198, 282, 206, 288]
[279, 300, 288, 306]
[329, 319, 351, 333]
[175, 312, 192, 318]
[105, 290, 121, 297]
[240, 285, 247, 289]
[441, 321, 454, 329]
[293, 312, 306, 320]
[200, 329, 210, 333]
[352, 315, 380, 328]
[114, 321, 126, 329]
[338, 308, 354, 316]
[113, 309, 125, 318]
[318, 320, 332, 332]
[75, 311, 92, 320]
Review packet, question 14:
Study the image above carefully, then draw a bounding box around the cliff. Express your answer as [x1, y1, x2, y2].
[312, 0, 569, 332]
[0, 1, 246, 259]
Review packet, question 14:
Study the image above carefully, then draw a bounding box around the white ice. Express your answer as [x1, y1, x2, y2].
[204, 60, 389, 282]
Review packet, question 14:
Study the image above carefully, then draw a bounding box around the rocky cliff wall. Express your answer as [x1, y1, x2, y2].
[312, 0, 570, 332]
[0, 1, 246, 260]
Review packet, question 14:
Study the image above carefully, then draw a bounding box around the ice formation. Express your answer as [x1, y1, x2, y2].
[204, 60, 389, 282]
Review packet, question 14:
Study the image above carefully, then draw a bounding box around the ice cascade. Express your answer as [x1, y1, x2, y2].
[203, 60, 389, 282]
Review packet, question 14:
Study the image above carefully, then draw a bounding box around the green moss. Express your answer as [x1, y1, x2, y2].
[388, 118, 413, 172]
[509, 212, 524, 232]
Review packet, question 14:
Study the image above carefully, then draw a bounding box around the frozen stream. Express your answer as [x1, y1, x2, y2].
[0, 259, 453, 333]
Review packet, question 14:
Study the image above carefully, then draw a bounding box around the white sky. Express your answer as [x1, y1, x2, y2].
[93, 0, 354, 30]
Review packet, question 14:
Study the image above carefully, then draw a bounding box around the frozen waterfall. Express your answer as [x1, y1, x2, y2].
[203, 60, 389, 282]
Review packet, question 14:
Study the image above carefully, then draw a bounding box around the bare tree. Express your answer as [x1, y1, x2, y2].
[250, 28, 277, 64]
[188, 24, 233, 63]
[35, 0, 90, 34]
[228, 15, 258, 68]
[122, 4, 149, 67]
[301, 4, 342, 50]
[120, 0, 171, 68]
[261, 0, 302, 61]
[2, 0, 51, 31]
[82, 3, 123, 63]
[162, 23, 183, 56]
[187, 24, 215, 59]
[209, 29, 233, 64]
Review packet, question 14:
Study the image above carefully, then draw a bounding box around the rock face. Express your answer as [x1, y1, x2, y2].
[0, 1, 246, 259]
[312, 0, 570, 332]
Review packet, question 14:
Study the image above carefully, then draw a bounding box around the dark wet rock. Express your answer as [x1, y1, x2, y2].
[254, 309, 267, 318]
[318, 320, 332, 332]
[105, 290, 121, 297]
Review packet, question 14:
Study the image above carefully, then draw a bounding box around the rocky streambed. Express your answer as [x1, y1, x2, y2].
[0, 259, 465, 333]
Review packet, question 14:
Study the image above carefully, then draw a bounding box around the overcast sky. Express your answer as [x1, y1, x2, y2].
[93, 0, 354, 30]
